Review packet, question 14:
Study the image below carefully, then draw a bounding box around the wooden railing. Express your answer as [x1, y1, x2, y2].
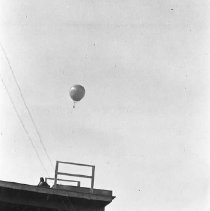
[53, 161, 95, 192]
[45, 177, 81, 187]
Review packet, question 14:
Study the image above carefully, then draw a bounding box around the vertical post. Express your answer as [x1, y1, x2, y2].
[91, 166, 95, 193]
[54, 161, 59, 186]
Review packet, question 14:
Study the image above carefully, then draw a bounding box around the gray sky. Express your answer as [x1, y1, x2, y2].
[0, 0, 210, 210]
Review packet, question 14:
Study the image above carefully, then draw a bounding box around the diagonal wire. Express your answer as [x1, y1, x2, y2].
[0, 42, 54, 171]
[0, 74, 50, 177]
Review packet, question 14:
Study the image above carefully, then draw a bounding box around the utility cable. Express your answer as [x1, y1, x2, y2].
[0, 42, 54, 171]
[0, 74, 50, 177]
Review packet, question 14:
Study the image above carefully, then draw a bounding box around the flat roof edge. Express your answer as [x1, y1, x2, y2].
[0, 180, 115, 202]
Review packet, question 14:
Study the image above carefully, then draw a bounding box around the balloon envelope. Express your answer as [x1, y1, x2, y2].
[70, 85, 85, 102]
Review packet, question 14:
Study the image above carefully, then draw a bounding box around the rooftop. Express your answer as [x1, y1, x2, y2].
[0, 180, 115, 210]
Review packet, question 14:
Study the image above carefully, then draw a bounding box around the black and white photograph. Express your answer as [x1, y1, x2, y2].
[0, 1, 209, 211]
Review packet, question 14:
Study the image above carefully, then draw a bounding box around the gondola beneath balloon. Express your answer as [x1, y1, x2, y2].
[69, 85, 85, 108]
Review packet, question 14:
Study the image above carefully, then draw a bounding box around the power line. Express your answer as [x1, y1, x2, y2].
[0, 42, 54, 171]
[0, 74, 50, 177]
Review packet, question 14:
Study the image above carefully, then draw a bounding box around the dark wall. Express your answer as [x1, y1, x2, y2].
[0, 200, 105, 211]
[0, 185, 109, 211]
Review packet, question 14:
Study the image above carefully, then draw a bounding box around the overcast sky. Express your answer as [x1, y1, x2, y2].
[0, 1, 210, 211]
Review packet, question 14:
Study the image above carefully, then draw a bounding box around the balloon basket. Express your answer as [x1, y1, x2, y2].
[73, 101, 76, 109]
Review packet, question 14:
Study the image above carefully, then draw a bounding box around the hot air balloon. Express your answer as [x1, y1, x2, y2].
[69, 85, 85, 108]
